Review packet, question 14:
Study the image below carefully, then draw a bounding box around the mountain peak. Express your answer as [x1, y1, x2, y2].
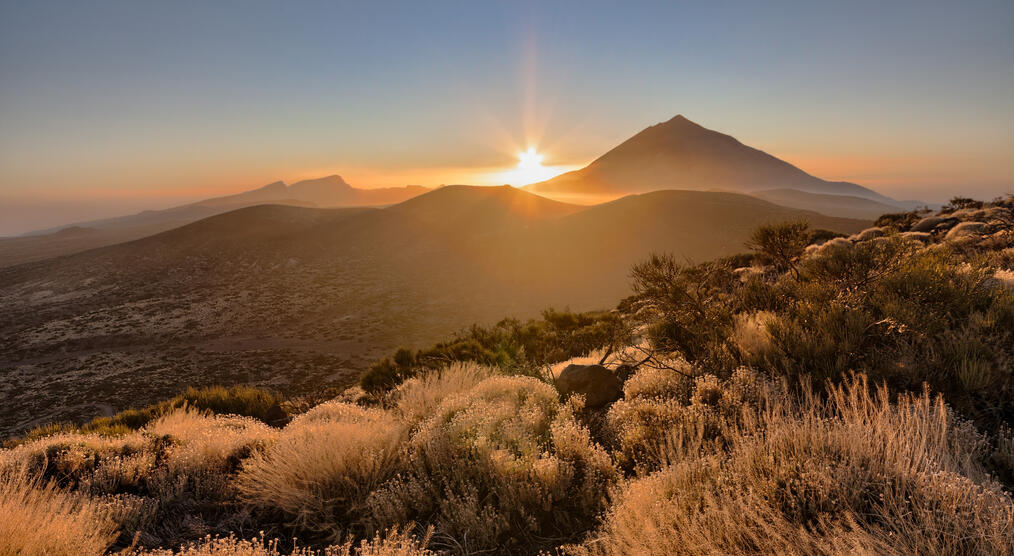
[256, 180, 288, 193]
[290, 174, 351, 189]
[649, 114, 710, 136]
[527, 116, 895, 205]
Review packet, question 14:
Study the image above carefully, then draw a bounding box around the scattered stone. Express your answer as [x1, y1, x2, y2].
[555, 364, 624, 408]
[900, 231, 932, 243]
[852, 227, 886, 242]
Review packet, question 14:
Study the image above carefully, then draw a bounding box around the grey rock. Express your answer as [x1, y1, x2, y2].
[556, 364, 624, 408]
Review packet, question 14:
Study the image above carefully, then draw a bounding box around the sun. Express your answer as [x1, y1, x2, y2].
[490, 145, 579, 186]
[517, 147, 544, 171]
[504, 147, 554, 185]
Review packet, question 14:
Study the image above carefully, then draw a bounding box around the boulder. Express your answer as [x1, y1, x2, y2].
[945, 221, 988, 241]
[556, 364, 624, 408]
[912, 216, 959, 233]
[264, 404, 290, 428]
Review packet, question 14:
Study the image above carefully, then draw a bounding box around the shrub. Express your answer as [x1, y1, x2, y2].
[135, 526, 434, 555]
[943, 196, 985, 213]
[745, 220, 810, 275]
[0, 469, 119, 555]
[236, 403, 409, 539]
[630, 254, 736, 363]
[573, 375, 1013, 555]
[360, 310, 628, 394]
[367, 376, 617, 553]
[14, 385, 283, 445]
[127, 409, 276, 500]
[605, 367, 779, 474]
[388, 363, 493, 426]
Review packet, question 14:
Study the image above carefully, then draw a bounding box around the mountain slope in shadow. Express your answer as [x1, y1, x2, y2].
[751, 188, 906, 220]
[0, 185, 869, 436]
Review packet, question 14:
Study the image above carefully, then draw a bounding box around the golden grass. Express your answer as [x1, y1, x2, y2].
[0, 468, 118, 556]
[573, 375, 1014, 555]
[235, 402, 408, 538]
[135, 526, 434, 555]
[368, 375, 617, 553]
[388, 362, 493, 426]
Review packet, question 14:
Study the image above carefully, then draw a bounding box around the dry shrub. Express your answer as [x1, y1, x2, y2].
[620, 361, 694, 401]
[730, 310, 779, 362]
[606, 367, 779, 473]
[236, 402, 408, 538]
[0, 408, 274, 501]
[574, 375, 1014, 555]
[0, 468, 119, 556]
[367, 375, 617, 553]
[996, 268, 1014, 288]
[389, 362, 493, 426]
[135, 526, 434, 555]
[131, 409, 275, 499]
[0, 430, 148, 485]
[290, 399, 390, 426]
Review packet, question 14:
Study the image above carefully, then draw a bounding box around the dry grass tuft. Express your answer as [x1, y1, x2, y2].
[135, 526, 434, 555]
[235, 402, 408, 538]
[573, 375, 1014, 555]
[368, 375, 617, 553]
[389, 362, 493, 426]
[0, 468, 119, 556]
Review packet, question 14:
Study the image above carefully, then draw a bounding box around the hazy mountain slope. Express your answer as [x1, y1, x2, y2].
[0, 186, 868, 436]
[0, 200, 318, 268]
[527, 115, 897, 205]
[751, 188, 905, 219]
[2, 176, 428, 268]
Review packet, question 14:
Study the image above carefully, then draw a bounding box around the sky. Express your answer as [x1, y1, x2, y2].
[1, 0, 1012, 235]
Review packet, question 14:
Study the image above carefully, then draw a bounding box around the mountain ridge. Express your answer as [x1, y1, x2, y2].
[527, 115, 900, 205]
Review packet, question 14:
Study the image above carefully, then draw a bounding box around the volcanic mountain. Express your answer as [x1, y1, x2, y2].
[0, 184, 869, 435]
[526, 115, 899, 205]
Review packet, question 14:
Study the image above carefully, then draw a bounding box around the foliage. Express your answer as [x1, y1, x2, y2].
[569, 376, 1013, 556]
[12, 385, 282, 445]
[135, 527, 434, 555]
[367, 376, 618, 553]
[0, 469, 119, 556]
[745, 220, 811, 275]
[236, 403, 408, 540]
[630, 198, 1014, 426]
[360, 309, 628, 393]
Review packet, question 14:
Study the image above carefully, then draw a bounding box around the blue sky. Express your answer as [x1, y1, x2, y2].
[1, 0, 1012, 233]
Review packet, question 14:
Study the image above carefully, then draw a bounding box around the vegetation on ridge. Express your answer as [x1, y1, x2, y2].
[1, 195, 1014, 554]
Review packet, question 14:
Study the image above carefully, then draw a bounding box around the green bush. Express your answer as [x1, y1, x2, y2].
[14, 385, 282, 444]
[359, 310, 628, 394]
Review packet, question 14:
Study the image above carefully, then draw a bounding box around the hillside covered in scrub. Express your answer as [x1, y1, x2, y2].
[0, 186, 867, 438]
[3, 196, 1014, 555]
